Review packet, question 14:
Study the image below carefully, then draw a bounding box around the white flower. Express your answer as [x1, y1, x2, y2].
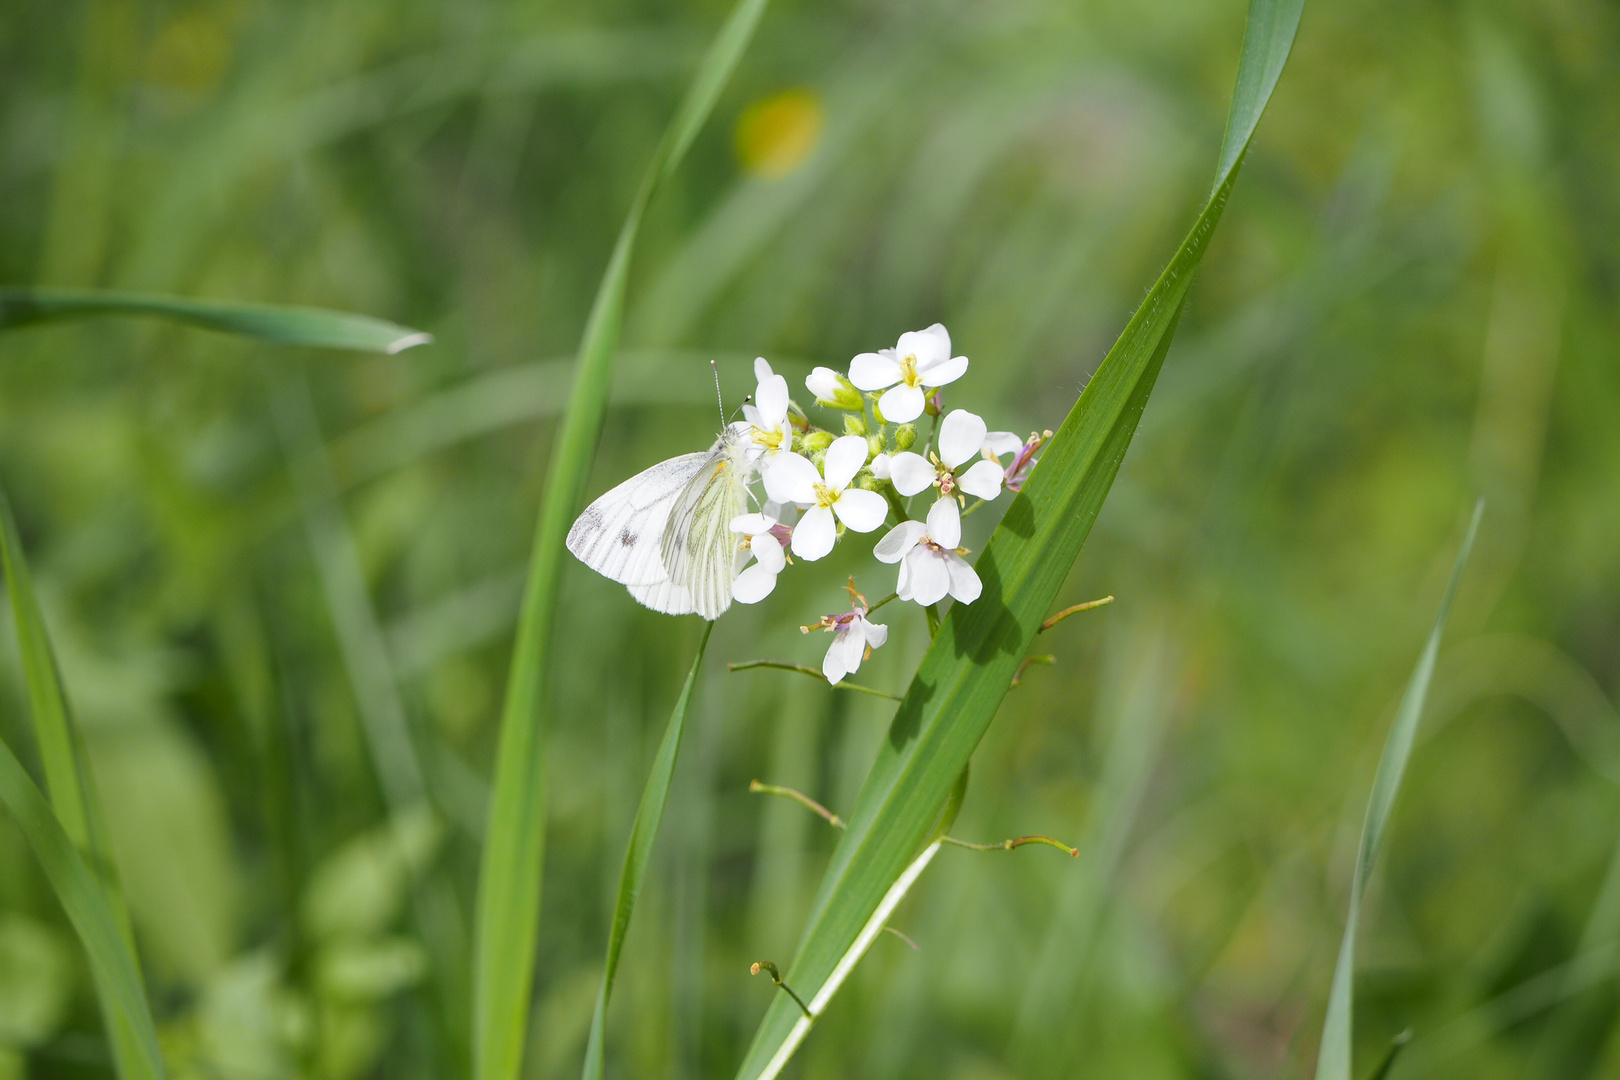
[848, 324, 968, 423]
[806, 366, 864, 410]
[743, 357, 795, 468]
[870, 452, 892, 480]
[803, 581, 889, 684]
[763, 435, 888, 560]
[730, 511, 789, 603]
[886, 409, 1005, 538]
[873, 498, 982, 607]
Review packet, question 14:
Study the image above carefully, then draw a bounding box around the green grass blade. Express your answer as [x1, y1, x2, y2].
[471, 3, 772, 1079]
[0, 735, 166, 1079]
[1, 489, 158, 1080]
[0, 287, 431, 353]
[580, 624, 713, 1080]
[1315, 500, 1484, 1080]
[0, 491, 91, 849]
[732, 2, 1304, 1075]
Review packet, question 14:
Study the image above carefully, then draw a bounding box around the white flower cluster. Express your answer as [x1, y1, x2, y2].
[729, 324, 1048, 683]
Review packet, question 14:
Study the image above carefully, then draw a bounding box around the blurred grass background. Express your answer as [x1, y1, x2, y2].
[1, 0, 1618, 1078]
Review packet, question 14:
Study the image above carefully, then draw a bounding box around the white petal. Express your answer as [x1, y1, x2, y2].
[862, 619, 888, 649]
[756, 372, 790, 425]
[983, 431, 1024, 459]
[895, 557, 914, 600]
[791, 505, 837, 561]
[806, 366, 844, 400]
[763, 452, 822, 505]
[752, 533, 785, 573]
[850, 350, 901, 391]
[730, 513, 775, 535]
[742, 403, 764, 428]
[945, 554, 982, 604]
[839, 626, 869, 677]
[754, 356, 775, 384]
[870, 452, 892, 480]
[887, 452, 937, 497]
[917, 353, 968, 387]
[832, 488, 887, 533]
[938, 410, 988, 468]
[897, 324, 950, 367]
[877, 383, 926, 424]
[957, 459, 1005, 501]
[874, 520, 928, 563]
[906, 550, 951, 606]
[823, 435, 869, 490]
[823, 631, 853, 684]
[732, 563, 778, 604]
[927, 496, 961, 550]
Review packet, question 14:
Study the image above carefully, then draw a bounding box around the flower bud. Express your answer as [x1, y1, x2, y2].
[803, 430, 834, 453]
[924, 389, 943, 417]
[857, 471, 884, 492]
[807, 367, 865, 411]
[866, 434, 885, 460]
[894, 423, 918, 451]
[871, 397, 887, 425]
[787, 399, 811, 432]
[843, 412, 868, 437]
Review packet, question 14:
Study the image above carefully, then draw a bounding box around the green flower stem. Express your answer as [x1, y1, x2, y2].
[726, 660, 902, 702]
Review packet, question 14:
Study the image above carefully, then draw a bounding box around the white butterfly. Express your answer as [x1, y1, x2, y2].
[566, 426, 755, 621]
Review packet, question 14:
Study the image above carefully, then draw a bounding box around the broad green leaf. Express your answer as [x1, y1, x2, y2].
[471, 2, 772, 1079]
[0, 288, 431, 353]
[0, 735, 166, 1080]
[580, 624, 712, 1080]
[1, 490, 159, 1080]
[733, 1, 1304, 1075]
[1314, 501, 1483, 1080]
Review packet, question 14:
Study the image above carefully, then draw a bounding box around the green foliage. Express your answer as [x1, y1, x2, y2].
[3, 0, 1620, 1078]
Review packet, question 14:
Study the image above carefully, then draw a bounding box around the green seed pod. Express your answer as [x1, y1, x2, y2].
[843, 412, 868, 437]
[894, 423, 918, 451]
[870, 395, 887, 426]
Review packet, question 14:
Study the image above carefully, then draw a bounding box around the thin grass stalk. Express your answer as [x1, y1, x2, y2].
[580, 624, 713, 1080]
[269, 371, 472, 1067]
[0, 737, 167, 1080]
[0, 489, 159, 1080]
[471, 3, 774, 1078]
[1313, 500, 1484, 1080]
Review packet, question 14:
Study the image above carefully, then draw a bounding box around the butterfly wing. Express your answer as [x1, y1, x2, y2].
[661, 438, 751, 621]
[627, 577, 696, 616]
[567, 451, 711, 586]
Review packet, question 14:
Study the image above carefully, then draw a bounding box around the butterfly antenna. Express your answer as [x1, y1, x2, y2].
[710, 357, 727, 430]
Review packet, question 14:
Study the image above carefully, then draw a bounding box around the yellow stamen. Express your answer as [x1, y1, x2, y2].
[900, 353, 920, 387]
[812, 482, 838, 508]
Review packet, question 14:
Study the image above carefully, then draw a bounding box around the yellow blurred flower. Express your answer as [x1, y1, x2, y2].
[734, 88, 825, 179]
